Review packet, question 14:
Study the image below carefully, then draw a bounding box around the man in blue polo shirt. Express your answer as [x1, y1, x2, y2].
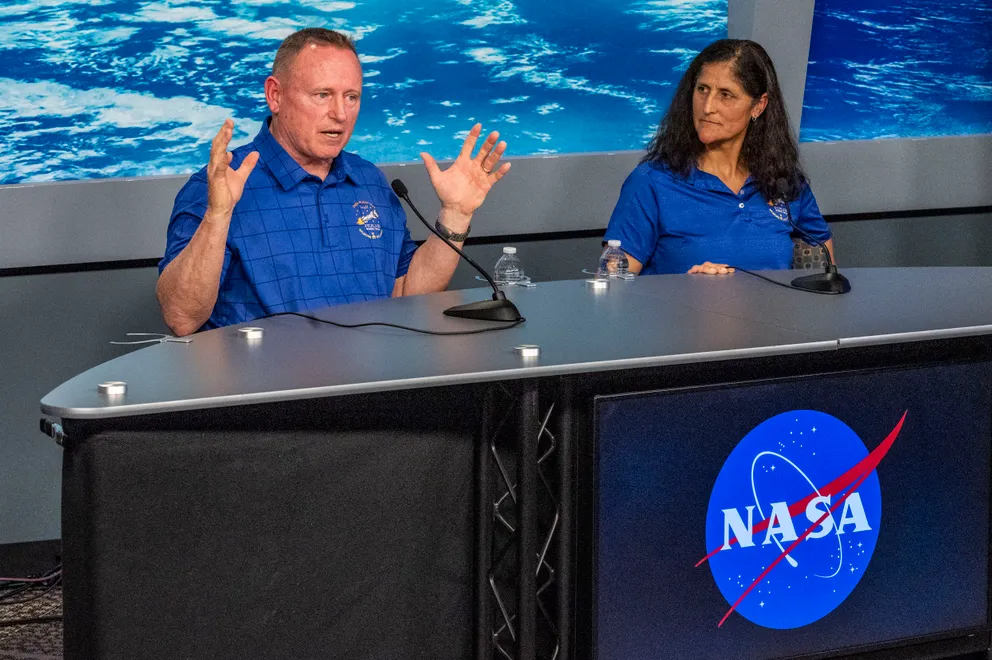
[157, 28, 511, 335]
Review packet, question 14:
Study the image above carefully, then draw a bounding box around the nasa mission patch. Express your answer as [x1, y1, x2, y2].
[354, 200, 382, 240]
[768, 199, 790, 222]
[700, 410, 898, 629]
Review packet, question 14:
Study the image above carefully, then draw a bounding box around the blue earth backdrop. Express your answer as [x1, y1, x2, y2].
[802, 0, 992, 142]
[0, 0, 988, 184]
[0, 0, 727, 183]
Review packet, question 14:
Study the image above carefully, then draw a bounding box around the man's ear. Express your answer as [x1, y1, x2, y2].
[264, 76, 281, 115]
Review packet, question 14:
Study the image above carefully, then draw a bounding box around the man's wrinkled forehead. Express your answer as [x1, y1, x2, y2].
[281, 43, 363, 85]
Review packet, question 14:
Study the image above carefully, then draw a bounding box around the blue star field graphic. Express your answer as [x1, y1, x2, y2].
[703, 410, 882, 629]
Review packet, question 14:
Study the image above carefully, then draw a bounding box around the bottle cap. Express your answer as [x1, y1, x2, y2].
[503, 246, 517, 254]
[607, 239, 621, 247]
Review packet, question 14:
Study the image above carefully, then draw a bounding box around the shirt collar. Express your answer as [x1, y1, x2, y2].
[254, 117, 359, 191]
[328, 149, 359, 186]
[686, 164, 755, 194]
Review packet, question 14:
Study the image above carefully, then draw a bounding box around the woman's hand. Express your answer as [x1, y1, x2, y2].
[687, 262, 735, 275]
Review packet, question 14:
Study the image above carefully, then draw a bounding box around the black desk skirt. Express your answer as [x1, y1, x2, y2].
[61, 388, 482, 660]
[60, 338, 992, 660]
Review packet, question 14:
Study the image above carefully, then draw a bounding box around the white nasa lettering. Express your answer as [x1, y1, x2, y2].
[722, 505, 756, 550]
[805, 495, 834, 539]
[721, 492, 872, 552]
[836, 492, 872, 534]
[762, 501, 799, 546]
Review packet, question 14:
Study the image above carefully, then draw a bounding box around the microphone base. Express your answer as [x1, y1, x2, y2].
[444, 297, 523, 322]
[790, 269, 852, 295]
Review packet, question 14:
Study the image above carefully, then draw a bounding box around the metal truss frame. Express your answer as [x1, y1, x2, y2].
[476, 379, 574, 660]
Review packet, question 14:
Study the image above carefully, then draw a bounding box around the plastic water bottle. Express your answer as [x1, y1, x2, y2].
[494, 246, 524, 284]
[597, 240, 629, 278]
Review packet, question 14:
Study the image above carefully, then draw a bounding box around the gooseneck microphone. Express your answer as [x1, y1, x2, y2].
[391, 179, 523, 322]
[777, 178, 851, 295]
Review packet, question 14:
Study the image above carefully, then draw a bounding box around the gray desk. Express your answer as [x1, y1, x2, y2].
[41, 268, 992, 419]
[40, 268, 992, 660]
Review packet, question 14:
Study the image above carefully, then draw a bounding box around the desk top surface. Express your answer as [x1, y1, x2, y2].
[41, 268, 992, 419]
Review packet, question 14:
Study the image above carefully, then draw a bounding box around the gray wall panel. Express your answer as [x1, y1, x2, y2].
[0, 269, 167, 543]
[0, 176, 186, 269]
[381, 152, 640, 241]
[801, 136, 992, 215]
[831, 213, 992, 267]
[727, 0, 757, 39]
[729, 0, 816, 134]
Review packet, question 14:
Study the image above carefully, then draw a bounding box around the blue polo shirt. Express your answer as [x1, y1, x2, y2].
[604, 162, 831, 275]
[160, 119, 417, 330]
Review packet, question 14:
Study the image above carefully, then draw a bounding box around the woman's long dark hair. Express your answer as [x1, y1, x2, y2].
[643, 39, 805, 201]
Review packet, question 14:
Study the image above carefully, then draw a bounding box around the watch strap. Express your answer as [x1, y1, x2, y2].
[434, 220, 470, 242]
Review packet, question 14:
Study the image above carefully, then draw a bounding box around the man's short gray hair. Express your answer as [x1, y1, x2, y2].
[271, 28, 357, 77]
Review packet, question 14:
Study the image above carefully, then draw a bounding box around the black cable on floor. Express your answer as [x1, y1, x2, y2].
[0, 584, 34, 603]
[0, 578, 62, 607]
[0, 615, 61, 628]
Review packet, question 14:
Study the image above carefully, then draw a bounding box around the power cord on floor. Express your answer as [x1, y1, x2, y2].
[0, 562, 63, 614]
[0, 614, 62, 628]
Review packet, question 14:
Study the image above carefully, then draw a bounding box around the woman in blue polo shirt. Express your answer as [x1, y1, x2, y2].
[605, 39, 833, 276]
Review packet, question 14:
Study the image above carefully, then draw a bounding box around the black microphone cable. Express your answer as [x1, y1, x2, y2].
[729, 266, 823, 292]
[391, 178, 524, 322]
[730, 178, 851, 295]
[266, 310, 524, 336]
[390, 179, 503, 295]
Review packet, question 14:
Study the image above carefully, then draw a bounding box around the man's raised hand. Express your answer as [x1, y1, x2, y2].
[206, 119, 259, 217]
[419, 123, 511, 219]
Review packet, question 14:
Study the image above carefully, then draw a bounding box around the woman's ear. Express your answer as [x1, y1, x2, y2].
[751, 92, 769, 121]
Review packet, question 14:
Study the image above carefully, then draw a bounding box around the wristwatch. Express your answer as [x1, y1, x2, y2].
[434, 219, 471, 242]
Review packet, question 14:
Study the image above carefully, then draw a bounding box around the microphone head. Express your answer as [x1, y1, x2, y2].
[775, 177, 791, 198]
[390, 179, 409, 197]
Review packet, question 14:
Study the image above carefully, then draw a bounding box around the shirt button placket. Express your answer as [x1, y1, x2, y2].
[739, 199, 751, 223]
[315, 183, 329, 248]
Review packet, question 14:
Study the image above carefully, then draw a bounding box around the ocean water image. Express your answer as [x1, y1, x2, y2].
[0, 0, 726, 184]
[801, 0, 992, 142]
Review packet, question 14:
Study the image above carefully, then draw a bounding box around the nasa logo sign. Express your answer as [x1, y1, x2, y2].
[697, 409, 905, 629]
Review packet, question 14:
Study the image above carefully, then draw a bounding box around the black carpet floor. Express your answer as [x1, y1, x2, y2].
[0, 585, 61, 660]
